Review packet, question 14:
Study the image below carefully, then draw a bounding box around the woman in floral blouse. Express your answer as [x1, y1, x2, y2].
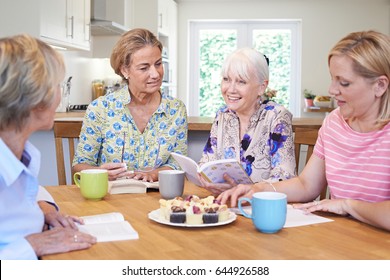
[73, 29, 188, 182]
[198, 47, 296, 194]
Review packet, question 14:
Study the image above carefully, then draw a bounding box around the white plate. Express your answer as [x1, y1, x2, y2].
[148, 209, 237, 228]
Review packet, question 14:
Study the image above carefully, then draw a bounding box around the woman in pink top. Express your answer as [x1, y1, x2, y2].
[218, 30, 390, 231]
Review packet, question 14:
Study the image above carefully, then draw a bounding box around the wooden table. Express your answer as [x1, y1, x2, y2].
[42, 181, 390, 260]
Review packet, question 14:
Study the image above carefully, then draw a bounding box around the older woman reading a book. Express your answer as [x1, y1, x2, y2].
[198, 47, 296, 195]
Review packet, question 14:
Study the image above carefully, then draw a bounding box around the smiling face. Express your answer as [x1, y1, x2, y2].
[221, 67, 267, 116]
[121, 45, 163, 96]
[328, 55, 384, 122]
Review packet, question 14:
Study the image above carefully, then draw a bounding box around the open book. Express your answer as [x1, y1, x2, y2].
[171, 152, 252, 186]
[108, 178, 159, 194]
[77, 212, 139, 242]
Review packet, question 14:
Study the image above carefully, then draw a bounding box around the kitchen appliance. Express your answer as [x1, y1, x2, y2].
[56, 76, 72, 112]
[90, 0, 128, 36]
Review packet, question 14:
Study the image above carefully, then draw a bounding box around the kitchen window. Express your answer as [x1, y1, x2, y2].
[188, 20, 302, 117]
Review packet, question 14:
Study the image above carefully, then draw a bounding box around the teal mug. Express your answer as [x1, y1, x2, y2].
[239, 192, 287, 233]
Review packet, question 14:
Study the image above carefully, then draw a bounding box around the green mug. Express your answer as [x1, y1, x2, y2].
[73, 169, 108, 200]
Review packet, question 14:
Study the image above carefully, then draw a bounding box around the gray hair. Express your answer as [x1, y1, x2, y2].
[0, 34, 65, 131]
[221, 47, 269, 84]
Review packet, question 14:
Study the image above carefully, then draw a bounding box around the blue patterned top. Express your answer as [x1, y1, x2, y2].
[73, 86, 188, 170]
[199, 100, 296, 183]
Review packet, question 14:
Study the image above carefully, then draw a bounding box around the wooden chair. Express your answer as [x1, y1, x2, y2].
[53, 121, 82, 185]
[293, 127, 328, 200]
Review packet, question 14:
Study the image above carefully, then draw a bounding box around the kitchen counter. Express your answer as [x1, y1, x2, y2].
[55, 112, 324, 131]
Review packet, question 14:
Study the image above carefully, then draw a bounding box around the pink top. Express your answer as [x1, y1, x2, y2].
[314, 108, 390, 202]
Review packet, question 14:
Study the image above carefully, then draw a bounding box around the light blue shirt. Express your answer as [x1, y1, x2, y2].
[0, 138, 44, 260]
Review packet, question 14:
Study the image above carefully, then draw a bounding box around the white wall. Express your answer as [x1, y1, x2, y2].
[176, 0, 390, 116]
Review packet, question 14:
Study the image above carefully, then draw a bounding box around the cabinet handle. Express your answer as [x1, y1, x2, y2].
[159, 13, 163, 28]
[67, 16, 74, 39]
[70, 16, 74, 39]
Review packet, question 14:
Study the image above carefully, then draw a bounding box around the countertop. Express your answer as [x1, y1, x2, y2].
[55, 112, 324, 131]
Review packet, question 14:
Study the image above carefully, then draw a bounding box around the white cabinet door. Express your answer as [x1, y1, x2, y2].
[40, 0, 68, 44]
[158, 0, 169, 36]
[71, 0, 91, 49]
[40, 0, 90, 50]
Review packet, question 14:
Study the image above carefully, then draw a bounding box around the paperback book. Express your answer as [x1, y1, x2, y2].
[77, 212, 139, 242]
[171, 152, 252, 186]
[108, 178, 159, 194]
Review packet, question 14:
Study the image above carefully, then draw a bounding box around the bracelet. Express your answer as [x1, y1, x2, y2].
[268, 182, 277, 192]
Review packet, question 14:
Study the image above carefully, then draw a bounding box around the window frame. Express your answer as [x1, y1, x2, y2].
[188, 19, 302, 117]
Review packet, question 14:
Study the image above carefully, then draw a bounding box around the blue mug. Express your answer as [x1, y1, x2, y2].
[239, 192, 287, 233]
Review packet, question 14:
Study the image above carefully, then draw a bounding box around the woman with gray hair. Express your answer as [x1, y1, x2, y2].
[198, 47, 296, 195]
[0, 34, 96, 259]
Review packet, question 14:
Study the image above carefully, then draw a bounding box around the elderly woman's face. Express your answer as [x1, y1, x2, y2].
[122, 45, 163, 95]
[221, 68, 265, 115]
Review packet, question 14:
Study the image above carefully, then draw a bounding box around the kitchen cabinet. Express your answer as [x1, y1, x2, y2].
[158, 0, 178, 97]
[130, 0, 177, 96]
[0, 0, 90, 51]
[40, 0, 91, 50]
[158, 0, 170, 36]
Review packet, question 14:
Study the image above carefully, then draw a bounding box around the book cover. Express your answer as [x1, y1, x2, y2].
[171, 152, 252, 185]
[77, 212, 139, 242]
[108, 178, 159, 194]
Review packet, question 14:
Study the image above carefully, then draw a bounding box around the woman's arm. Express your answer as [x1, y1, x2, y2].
[218, 153, 327, 207]
[296, 198, 390, 231]
[344, 200, 390, 231]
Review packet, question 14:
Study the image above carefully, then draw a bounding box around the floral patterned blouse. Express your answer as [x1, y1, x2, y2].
[73, 86, 188, 171]
[199, 100, 296, 183]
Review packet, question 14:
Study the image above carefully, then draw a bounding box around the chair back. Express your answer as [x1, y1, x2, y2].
[53, 121, 82, 185]
[294, 127, 327, 199]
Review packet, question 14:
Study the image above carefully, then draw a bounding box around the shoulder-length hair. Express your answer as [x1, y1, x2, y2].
[110, 28, 163, 79]
[328, 30, 390, 126]
[0, 34, 65, 131]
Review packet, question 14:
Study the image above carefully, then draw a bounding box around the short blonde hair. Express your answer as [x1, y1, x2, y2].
[110, 28, 163, 79]
[0, 34, 65, 131]
[328, 30, 390, 126]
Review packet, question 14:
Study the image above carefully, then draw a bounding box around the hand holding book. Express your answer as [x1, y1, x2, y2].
[170, 152, 252, 186]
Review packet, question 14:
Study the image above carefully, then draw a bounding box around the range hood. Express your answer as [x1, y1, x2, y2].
[91, 19, 128, 36]
[91, 0, 128, 36]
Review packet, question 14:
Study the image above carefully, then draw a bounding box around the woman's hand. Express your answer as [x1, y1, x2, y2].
[293, 199, 349, 216]
[122, 166, 173, 182]
[217, 184, 256, 207]
[38, 201, 83, 230]
[127, 170, 158, 182]
[44, 212, 84, 230]
[99, 162, 129, 181]
[26, 228, 96, 257]
[198, 173, 237, 195]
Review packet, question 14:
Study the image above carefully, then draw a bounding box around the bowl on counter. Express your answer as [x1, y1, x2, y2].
[313, 96, 332, 108]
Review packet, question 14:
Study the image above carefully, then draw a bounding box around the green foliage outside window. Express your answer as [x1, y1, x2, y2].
[199, 29, 291, 117]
